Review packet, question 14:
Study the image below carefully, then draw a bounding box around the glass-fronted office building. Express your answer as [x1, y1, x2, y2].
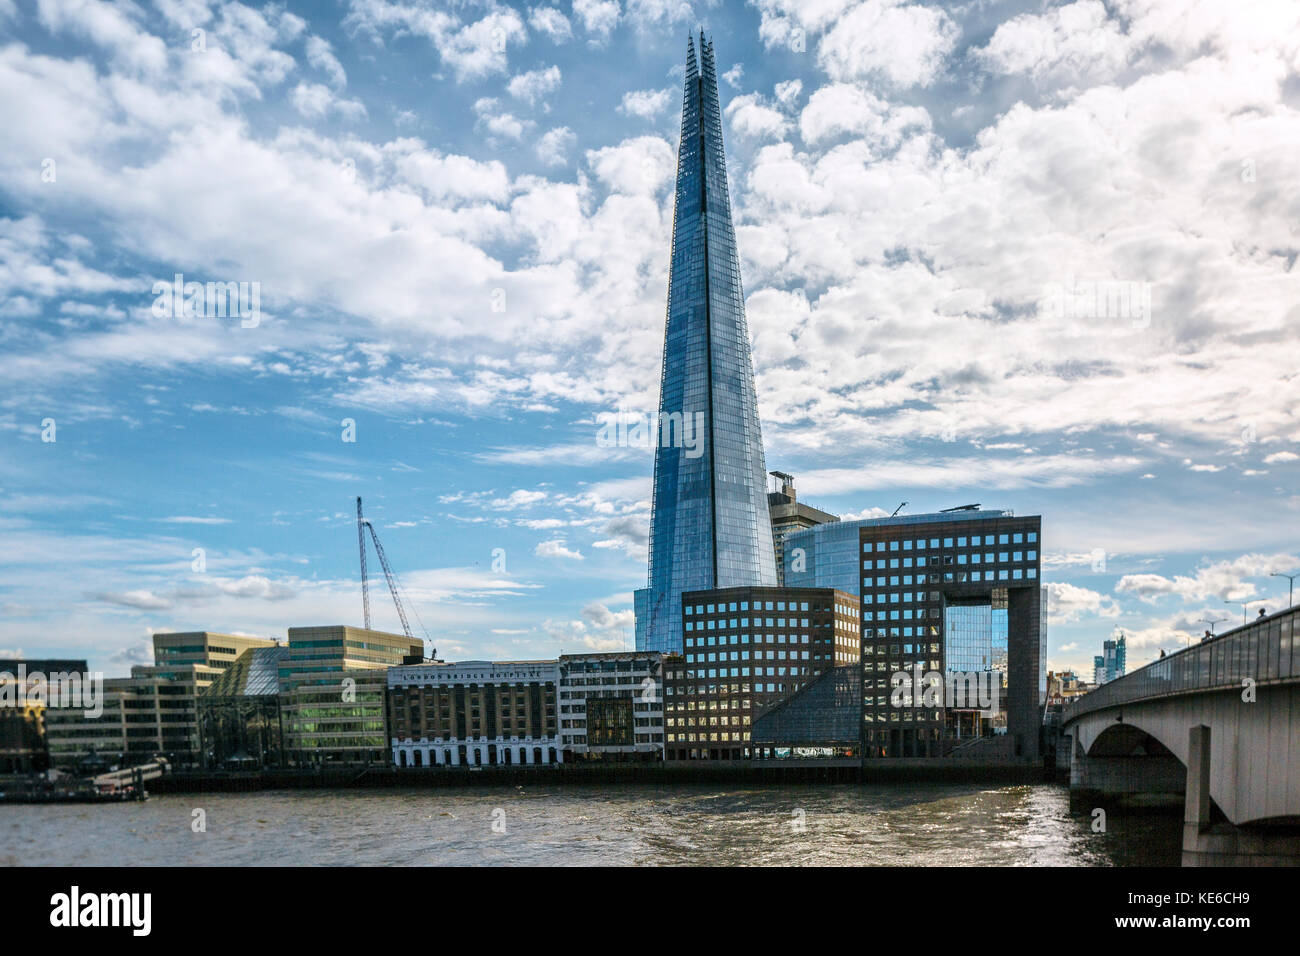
[635, 35, 777, 655]
[858, 512, 1043, 758]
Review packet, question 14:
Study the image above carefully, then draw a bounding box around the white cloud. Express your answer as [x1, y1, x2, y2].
[798, 83, 930, 148]
[536, 126, 576, 165]
[507, 65, 562, 106]
[585, 136, 675, 194]
[619, 87, 671, 119]
[343, 4, 525, 81]
[1044, 581, 1121, 623]
[726, 93, 790, 141]
[818, 0, 959, 88]
[535, 538, 584, 560]
[572, 0, 619, 43]
[305, 35, 347, 87]
[528, 5, 573, 42]
[290, 82, 367, 120]
[1116, 552, 1300, 604]
[977, 0, 1135, 83]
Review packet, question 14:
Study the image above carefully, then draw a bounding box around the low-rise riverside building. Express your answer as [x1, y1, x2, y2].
[0, 658, 90, 773]
[43, 632, 280, 771]
[665, 586, 861, 761]
[558, 652, 665, 762]
[44, 662, 224, 770]
[388, 660, 561, 767]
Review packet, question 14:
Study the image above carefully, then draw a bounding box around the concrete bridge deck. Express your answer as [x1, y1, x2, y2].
[1063, 605, 1300, 865]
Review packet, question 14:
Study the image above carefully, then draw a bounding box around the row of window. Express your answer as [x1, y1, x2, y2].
[685, 600, 820, 615]
[687, 633, 815, 647]
[865, 532, 1037, 551]
[687, 618, 813, 630]
[864, 551, 1037, 569]
[865, 569, 1037, 588]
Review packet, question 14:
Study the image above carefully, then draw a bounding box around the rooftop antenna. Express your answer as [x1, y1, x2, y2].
[890, 501, 907, 517]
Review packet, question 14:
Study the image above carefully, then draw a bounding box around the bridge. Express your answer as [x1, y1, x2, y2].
[1062, 605, 1300, 865]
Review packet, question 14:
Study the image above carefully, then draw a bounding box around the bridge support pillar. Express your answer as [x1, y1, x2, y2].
[1182, 724, 1300, 865]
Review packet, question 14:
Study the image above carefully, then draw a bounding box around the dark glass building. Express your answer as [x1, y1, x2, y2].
[635, 35, 777, 655]
[664, 585, 860, 760]
[858, 512, 1043, 759]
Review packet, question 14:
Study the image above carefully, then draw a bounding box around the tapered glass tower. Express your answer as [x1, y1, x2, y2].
[634, 35, 778, 654]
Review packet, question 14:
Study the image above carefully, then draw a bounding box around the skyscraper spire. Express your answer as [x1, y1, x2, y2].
[635, 36, 778, 654]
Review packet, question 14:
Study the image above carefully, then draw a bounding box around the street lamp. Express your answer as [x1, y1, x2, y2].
[1196, 616, 1227, 646]
[1226, 599, 1268, 625]
[1271, 571, 1297, 609]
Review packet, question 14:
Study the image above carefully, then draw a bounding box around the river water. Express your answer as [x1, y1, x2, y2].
[1, 782, 1181, 866]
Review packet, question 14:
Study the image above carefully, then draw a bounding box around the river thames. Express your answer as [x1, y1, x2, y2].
[2, 782, 1181, 866]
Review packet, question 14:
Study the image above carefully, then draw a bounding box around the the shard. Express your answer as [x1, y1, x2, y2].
[634, 35, 778, 655]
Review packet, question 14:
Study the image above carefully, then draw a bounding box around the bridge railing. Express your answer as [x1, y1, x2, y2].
[1065, 605, 1298, 721]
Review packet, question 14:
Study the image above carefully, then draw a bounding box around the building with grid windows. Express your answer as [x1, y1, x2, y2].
[664, 586, 860, 761]
[281, 625, 422, 766]
[388, 660, 561, 767]
[558, 652, 665, 762]
[858, 511, 1043, 760]
[43, 633, 277, 771]
[635, 34, 778, 655]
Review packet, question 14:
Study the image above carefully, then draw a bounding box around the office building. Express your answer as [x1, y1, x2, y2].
[281, 625, 422, 766]
[197, 644, 290, 770]
[0, 658, 89, 773]
[44, 662, 224, 770]
[42, 634, 276, 770]
[635, 35, 778, 655]
[767, 472, 838, 586]
[152, 631, 280, 670]
[857, 511, 1043, 759]
[664, 585, 860, 761]
[1096, 633, 1127, 684]
[388, 660, 561, 767]
[558, 652, 665, 762]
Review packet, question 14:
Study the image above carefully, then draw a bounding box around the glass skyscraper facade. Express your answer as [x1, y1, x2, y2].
[635, 35, 777, 655]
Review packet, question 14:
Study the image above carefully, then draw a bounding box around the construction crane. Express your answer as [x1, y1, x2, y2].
[891, 501, 907, 517]
[357, 497, 371, 630]
[355, 496, 428, 643]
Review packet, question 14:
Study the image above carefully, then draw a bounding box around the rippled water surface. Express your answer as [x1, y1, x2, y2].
[1, 783, 1181, 866]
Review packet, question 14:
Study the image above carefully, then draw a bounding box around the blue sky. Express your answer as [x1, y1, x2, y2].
[1, 0, 1298, 677]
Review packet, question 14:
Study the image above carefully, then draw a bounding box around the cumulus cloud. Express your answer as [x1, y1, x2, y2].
[535, 538, 584, 560]
[619, 87, 672, 119]
[572, 0, 619, 43]
[1116, 553, 1300, 604]
[536, 126, 576, 165]
[507, 65, 562, 106]
[290, 82, 367, 120]
[528, 5, 572, 42]
[542, 601, 634, 650]
[1044, 581, 1121, 623]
